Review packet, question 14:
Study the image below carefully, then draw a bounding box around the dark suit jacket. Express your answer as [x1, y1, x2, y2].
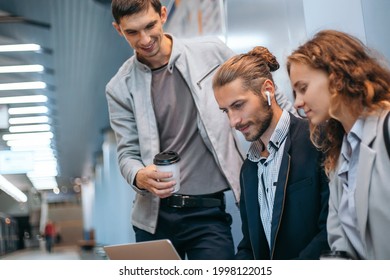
[235, 113, 330, 260]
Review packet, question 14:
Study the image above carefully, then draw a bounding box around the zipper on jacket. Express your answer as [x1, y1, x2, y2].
[270, 156, 290, 259]
[193, 63, 233, 188]
[196, 64, 220, 90]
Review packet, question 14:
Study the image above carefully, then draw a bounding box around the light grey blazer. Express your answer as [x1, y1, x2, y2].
[328, 110, 390, 259]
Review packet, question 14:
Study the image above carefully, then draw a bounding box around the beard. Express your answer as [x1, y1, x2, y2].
[246, 101, 273, 142]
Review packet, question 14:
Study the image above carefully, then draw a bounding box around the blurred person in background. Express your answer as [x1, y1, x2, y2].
[44, 220, 56, 253]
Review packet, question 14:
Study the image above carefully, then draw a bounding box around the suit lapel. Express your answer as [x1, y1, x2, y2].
[355, 115, 378, 240]
[241, 161, 265, 258]
[270, 134, 291, 253]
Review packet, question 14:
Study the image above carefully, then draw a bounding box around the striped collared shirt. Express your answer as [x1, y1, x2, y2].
[247, 110, 290, 248]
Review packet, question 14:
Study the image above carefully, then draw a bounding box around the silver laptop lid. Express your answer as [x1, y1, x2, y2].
[103, 239, 181, 260]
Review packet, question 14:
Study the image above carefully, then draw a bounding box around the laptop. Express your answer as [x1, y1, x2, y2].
[103, 239, 181, 260]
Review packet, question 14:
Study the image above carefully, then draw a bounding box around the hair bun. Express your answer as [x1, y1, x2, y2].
[248, 46, 280, 72]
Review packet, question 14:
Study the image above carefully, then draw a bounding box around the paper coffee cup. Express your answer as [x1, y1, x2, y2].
[153, 151, 181, 193]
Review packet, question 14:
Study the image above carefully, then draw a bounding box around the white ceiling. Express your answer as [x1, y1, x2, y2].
[0, 0, 132, 198]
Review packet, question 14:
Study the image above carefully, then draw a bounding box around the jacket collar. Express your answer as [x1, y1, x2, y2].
[132, 33, 180, 73]
[354, 113, 380, 240]
[247, 110, 290, 162]
[242, 113, 298, 257]
[166, 34, 181, 73]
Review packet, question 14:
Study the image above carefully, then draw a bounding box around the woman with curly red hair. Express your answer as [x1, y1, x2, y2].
[287, 29, 390, 259]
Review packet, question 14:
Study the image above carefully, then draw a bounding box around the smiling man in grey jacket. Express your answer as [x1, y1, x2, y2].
[106, 0, 293, 260]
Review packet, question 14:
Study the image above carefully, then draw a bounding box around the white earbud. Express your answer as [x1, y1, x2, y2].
[265, 91, 271, 106]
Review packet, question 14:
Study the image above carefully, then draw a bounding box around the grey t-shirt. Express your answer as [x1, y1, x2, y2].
[151, 64, 228, 195]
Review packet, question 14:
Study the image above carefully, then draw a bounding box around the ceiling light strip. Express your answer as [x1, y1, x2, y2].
[0, 95, 48, 104]
[0, 43, 41, 52]
[3, 131, 53, 141]
[8, 116, 50, 125]
[0, 64, 44, 73]
[0, 175, 28, 202]
[9, 124, 51, 133]
[7, 138, 52, 147]
[0, 81, 46, 91]
[8, 106, 49, 115]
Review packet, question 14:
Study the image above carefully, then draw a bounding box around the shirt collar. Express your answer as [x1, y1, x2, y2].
[247, 110, 290, 162]
[338, 117, 364, 177]
[340, 117, 364, 160]
[348, 117, 364, 143]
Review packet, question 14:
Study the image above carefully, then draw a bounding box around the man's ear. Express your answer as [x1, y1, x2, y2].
[112, 22, 123, 36]
[261, 79, 275, 99]
[161, 6, 168, 24]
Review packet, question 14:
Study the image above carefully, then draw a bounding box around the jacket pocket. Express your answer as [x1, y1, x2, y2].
[196, 64, 220, 90]
[287, 177, 313, 194]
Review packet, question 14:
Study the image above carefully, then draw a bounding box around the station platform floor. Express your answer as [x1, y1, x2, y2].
[0, 245, 107, 260]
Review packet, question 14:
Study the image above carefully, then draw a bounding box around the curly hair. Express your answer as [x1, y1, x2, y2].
[287, 30, 390, 174]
